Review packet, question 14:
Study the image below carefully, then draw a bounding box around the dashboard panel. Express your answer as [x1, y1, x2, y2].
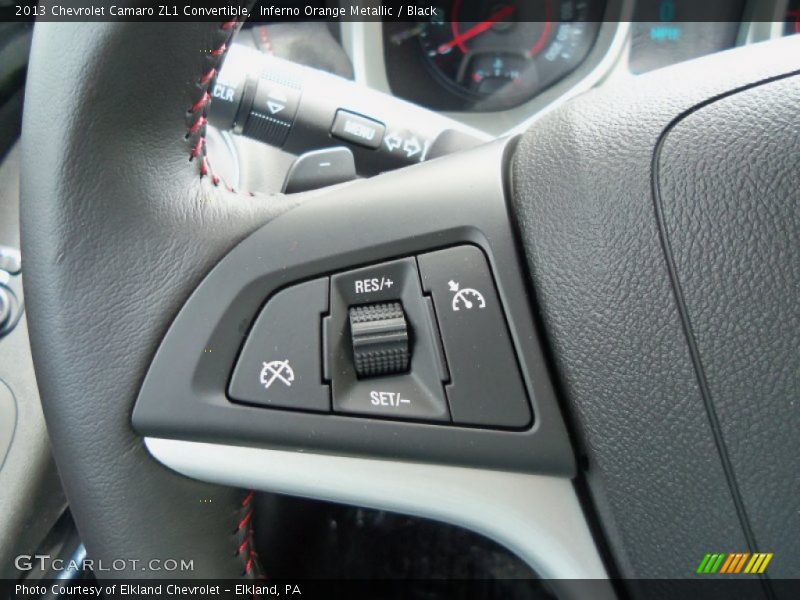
[339, 0, 797, 136]
[383, 0, 606, 111]
[216, 0, 800, 192]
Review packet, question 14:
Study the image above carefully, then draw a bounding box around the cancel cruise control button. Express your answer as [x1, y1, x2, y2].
[228, 278, 330, 412]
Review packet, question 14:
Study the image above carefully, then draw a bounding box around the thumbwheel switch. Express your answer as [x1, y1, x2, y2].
[349, 302, 410, 378]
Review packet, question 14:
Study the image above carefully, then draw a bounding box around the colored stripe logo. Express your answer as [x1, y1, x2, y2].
[696, 552, 773, 574]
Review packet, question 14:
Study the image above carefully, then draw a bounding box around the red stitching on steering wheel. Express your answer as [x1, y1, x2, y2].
[235, 489, 265, 580]
[187, 19, 241, 191]
[188, 22, 268, 578]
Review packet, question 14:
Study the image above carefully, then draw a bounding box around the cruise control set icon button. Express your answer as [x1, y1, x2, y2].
[419, 245, 532, 428]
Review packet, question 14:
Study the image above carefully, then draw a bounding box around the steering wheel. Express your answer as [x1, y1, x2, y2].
[20, 17, 800, 593]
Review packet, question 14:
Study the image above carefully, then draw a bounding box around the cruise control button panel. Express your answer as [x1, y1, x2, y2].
[226, 247, 532, 429]
[228, 278, 330, 412]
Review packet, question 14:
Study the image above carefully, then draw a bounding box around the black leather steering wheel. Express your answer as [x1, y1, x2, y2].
[21, 20, 285, 577]
[19, 16, 800, 590]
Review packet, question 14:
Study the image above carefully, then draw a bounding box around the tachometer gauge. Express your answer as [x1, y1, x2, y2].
[405, 0, 603, 110]
[419, 0, 598, 108]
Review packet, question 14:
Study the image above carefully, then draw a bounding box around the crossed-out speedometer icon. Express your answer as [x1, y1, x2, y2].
[260, 360, 295, 389]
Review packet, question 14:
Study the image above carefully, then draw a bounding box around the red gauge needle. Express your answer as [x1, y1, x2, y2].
[436, 5, 516, 55]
